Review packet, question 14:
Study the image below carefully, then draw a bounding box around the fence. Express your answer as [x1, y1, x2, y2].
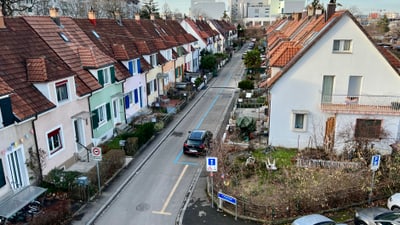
[296, 158, 361, 170]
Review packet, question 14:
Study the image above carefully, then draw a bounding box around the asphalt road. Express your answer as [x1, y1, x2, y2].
[72, 45, 252, 225]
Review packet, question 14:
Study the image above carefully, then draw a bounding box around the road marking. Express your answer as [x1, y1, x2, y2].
[152, 164, 189, 215]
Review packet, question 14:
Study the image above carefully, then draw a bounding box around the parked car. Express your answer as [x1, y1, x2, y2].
[292, 214, 347, 225]
[388, 193, 400, 211]
[354, 207, 400, 225]
[183, 130, 213, 156]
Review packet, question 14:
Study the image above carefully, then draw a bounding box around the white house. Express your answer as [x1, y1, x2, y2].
[262, 3, 400, 154]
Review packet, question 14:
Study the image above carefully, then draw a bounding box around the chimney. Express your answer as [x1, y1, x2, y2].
[293, 12, 302, 21]
[326, 0, 336, 21]
[49, 7, 61, 26]
[150, 14, 155, 20]
[88, 8, 96, 26]
[0, 8, 5, 29]
[114, 11, 122, 25]
[134, 13, 140, 21]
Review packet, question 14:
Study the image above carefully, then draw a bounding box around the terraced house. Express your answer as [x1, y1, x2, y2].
[0, 7, 236, 207]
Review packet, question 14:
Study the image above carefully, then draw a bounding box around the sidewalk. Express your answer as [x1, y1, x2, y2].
[181, 169, 262, 225]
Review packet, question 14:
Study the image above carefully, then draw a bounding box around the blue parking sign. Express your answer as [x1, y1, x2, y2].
[206, 157, 218, 172]
[370, 155, 380, 171]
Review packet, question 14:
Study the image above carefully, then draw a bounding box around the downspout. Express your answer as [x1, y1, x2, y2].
[31, 114, 43, 184]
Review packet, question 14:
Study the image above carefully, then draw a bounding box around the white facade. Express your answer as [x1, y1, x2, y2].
[268, 14, 400, 153]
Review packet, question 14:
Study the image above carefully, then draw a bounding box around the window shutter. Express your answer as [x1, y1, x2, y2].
[125, 95, 130, 109]
[147, 83, 150, 95]
[0, 159, 6, 188]
[91, 109, 99, 129]
[106, 103, 111, 121]
[137, 59, 141, 73]
[154, 80, 157, 91]
[110, 66, 116, 83]
[128, 61, 133, 75]
[97, 70, 104, 86]
[134, 89, 139, 103]
[0, 97, 14, 126]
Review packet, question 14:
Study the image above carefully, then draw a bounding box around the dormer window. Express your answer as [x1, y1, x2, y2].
[55, 80, 69, 103]
[92, 30, 100, 39]
[59, 32, 70, 42]
[128, 59, 140, 75]
[97, 66, 115, 86]
[150, 54, 157, 67]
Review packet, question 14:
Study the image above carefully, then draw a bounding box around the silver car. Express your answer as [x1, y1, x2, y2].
[292, 214, 347, 225]
[388, 193, 400, 211]
[354, 207, 400, 225]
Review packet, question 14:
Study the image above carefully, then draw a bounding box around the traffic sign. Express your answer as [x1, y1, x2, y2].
[218, 192, 237, 205]
[206, 157, 218, 172]
[370, 154, 380, 171]
[92, 147, 102, 161]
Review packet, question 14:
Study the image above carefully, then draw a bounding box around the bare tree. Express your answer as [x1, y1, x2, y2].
[1, 0, 39, 16]
[160, 1, 172, 19]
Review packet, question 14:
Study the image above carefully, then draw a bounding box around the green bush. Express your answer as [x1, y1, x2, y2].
[238, 79, 254, 90]
[133, 122, 155, 146]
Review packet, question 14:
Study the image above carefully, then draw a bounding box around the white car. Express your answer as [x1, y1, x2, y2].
[292, 214, 347, 225]
[388, 193, 400, 211]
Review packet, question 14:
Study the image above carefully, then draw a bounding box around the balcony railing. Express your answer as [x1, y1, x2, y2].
[320, 94, 400, 115]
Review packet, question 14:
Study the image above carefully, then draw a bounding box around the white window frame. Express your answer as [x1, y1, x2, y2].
[55, 80, 69, 103]
[102, 67, 111, 85]
[97, 104, 107, 126]
[333, 39, 352, 53]
[132, 59, 138, 74]
[150, 54, 157, 67]
[292, 110, 308, 131]
[47, 126, 64, 155]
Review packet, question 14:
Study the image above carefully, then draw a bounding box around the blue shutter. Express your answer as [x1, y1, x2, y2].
[128, 61, 133, 75]
[125, 95, 130, 109]
[134, 89, 138, 103]
[137, 59, 141, 73]
[97, 70, 104, 86]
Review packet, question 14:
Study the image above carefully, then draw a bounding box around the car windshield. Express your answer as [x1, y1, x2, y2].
[187, 139, 202, 146]
[375, 212, 400, 220]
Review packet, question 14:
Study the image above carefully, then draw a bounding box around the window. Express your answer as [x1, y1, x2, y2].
[0, 107, 3, 128]
[47, 127, 63, 154]
[92, 30, 100, 39]
[97, 66, 115, 86]
[321, 75, 334, 103]
[292, 111, 308, 131]
[333, 39, 352, 52]
[147, 79, 157, 95]
[355, 119, 382, 139]
[91, 103, 111, 129]
[56, 80, 69, 103]
[59, 32, 70, 42]
[150, 54, 157, 67]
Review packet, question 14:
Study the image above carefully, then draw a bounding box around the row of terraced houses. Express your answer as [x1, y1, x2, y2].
[0, 8, 236, 200]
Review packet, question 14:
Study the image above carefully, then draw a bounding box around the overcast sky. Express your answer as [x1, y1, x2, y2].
[155, 0, 400, 15]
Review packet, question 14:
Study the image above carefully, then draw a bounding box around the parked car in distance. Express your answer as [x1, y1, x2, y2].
[354, 207, 400, 225]
[292, 214, 347, 225]
[183, 130, 213, 156]
[388, 193, 400, 211]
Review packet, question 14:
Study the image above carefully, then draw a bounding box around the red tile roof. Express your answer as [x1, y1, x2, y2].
[0, 17, 77, 120]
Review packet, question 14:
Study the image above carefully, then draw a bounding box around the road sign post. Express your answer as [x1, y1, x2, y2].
[206, 157, 218, 208]
[369, 155, 381, 204]
[91, 147, 102, 195]
[218, 191, 237, 220]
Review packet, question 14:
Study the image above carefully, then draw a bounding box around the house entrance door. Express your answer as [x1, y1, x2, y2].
[6, 147, 29, 190]
[324, 117, 336, 151]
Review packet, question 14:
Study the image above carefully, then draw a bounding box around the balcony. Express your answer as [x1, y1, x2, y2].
[320, 95, 400, 115]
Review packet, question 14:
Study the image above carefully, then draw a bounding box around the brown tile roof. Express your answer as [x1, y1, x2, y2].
[112, 44, 130, 60]
[0, 17, 77, 120]
[0, 75, 13, 95]
[23, 16, 113, 95]
[78, 46, 113, 69]
[263, 10, 400, 88]
[26, 57, 48, 82]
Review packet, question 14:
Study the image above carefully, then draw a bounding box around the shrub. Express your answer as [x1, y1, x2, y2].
[133, 122, 155, 146]
[238, 79, 254, 90]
